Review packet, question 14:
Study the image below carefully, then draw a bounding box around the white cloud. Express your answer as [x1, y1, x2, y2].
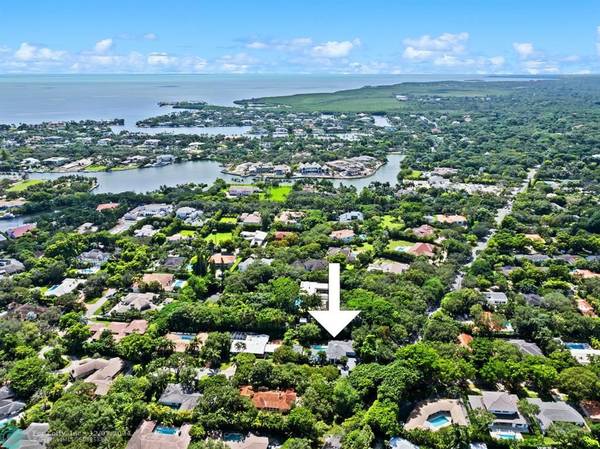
[94, 38, 113, 54]
[143, 33, 157, 41]
[489, 56, 505, 66]
[14, 42, 66, 61]
[147, 52, 175, 65]
[513, 42, 534, 59]
[403, 47, 434, 61]
[522, 59, 559, 74]
[311, 38, 360, 58]
[403, 32, 469, 53]
[246, 41, 267, 49]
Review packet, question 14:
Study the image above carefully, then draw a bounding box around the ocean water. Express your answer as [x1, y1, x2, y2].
[0, 74, 489, 126]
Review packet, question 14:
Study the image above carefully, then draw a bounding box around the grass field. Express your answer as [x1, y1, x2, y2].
[354, 242, 374, 253]
[260, 185, 292, 202]
[204, 232, 233, 244]
[379, 215, 404, 231]
[7, 179, 43, 192]
[386, 239, 413, 252]
[238, 80, 520, 113]
[218, 217, 238, 224]
[179, 230, 196, 236]
[84, 165, 108, 172]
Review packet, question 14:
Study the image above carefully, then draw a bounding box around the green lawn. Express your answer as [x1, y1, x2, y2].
[386, 239, 413, 252]
[218, 217, 238, 224]
[7, 179, 43, 192]
[179, 230, 196, 237]
[84, 165, 108, 172]
[204, 232, 234, 244]
[379, 215, 404, 231]
[110, 164, 138, 171]
[354, 242, 374, 253]
[260, 185, 292, 202]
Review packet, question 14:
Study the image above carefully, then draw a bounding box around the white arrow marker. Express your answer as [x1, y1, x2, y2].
[309, 263, 360, 337]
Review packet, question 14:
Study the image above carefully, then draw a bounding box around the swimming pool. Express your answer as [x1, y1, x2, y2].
[173, 279, 187, 289]
[154, 426, 178, 435]
[223, 433, 244, 442]
[427, 413, 451, 428]
[565, 342, 590, 350]
[180, 334, 195, 341]
[311, 344, 328, 352]
[498, 433, 516, 440]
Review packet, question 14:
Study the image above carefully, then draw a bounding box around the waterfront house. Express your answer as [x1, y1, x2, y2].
[7, 223, 36, 239]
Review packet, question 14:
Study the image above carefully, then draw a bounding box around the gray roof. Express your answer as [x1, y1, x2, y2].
[0, 258, 25, 275]
[158, 383, 201, 411]
[468, 391, 528, 426]
[0, 386, 26, 419]
[527, 399, 586, 432]
[2, 422, 51, 449]
[326, 340, 355, 361]
[508, 339, 544, 357]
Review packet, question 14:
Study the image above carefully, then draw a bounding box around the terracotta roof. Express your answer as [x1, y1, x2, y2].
[240, 386, 296, 412]
[96, 202, 120, 211]
[581, 400, 600, 422]
[457, 333, 473, 349]
[209, 253, 237, 265]
[330, 229, 355, 240]
[408, 242, 436, 257]
[577, 299, 597, 317]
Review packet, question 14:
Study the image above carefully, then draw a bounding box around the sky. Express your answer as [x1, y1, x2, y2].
[1, 0, 600, 75]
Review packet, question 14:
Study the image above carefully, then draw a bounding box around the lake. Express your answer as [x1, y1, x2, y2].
[25, 153, 404, 194]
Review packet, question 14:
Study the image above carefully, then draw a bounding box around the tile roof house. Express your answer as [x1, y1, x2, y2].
[96, 202, 120, 212]
[89, 319, 148, 342]
[7, 223, 37, 239]
[44, 278, 85, 297]
[240, 386, 296, 412]
[137, 273, 175, 292]
[158, 383, 201, 411]
[325, 340, 355, 363]
[239, 212, 262, 226]
[576, 299, 597, 317]
[209, 253, 237, 267]
[70, 357, 124, 395]
[507, 339, 544, 357]
[457, 333, 474, 349]
[435, 214, 467, 226]
[407, 242, 436, 258]
[404, 399, 470, 431]
[526, 399, 586, 433]
[0, 386, 26, 420]
[329, 229, 355, 242]
[125, 421, 191, 449]
[165, 332, 208, 353]
[468, 391, 528, 433]
[580, 400, 600, 423]
[275, 210, 305, 226]
[411, 224, 436, 238]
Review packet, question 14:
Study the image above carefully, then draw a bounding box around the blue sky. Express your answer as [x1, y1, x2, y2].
[1, 0, 599, 74]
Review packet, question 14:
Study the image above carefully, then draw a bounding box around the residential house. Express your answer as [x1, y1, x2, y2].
[526, 399, 586, 433]
[468, 391, 529, 433]
[240, 386, 296, 412]
[125, 421, 191, 449]
[434, 214, 467, 226]
[158, 384, 201, 411]
[0, 258, 25, 276]
[0, 422, 51, 449]
[389, 437, 419, 449]
[228, 186, 261, 198]
[300, 281, 329, 301]
[237, 256, 273, 273]
[137, 273, 175, 292]
[457, 333, 474, 349]
[367, 260, 410, 274]
[7, 223, 36, 239]
[70, 357, 125, 395]
[240, 230, 268, 247]
[411, 224, 436, 238]
[224, 433, 269, 449]
[580, 400, 600, 423]
[78, 249, 110, 267]
[96, 202, 119, 212]
[330, 229, 355, 242]
[275, 210, 305, 226]
[407, 242, 436, 258]
[110, 293, 157, 315]
[405, 399, 470, 431]
[209, 253, 237, 268]
[484, 291, 509, 307]
[89, 320, 148, 342]
[576, 299, 597, 318]
[239, 211, 262, 226]
[161, 256, 187, 271]
[507, 339, 544, 357]
[230, 332, 270, 356]
[0, 385, 26, 420]
[45, 278, 84, 297]
[338, 211, 363, 223]
[165, 332, 208, 353]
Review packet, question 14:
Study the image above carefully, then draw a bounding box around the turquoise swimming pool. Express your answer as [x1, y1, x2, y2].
[311, 344, 327, 352]
[223, 433, 244, 442]
[154, 426, 177, 435]
[565, 342, 589, 350]
[498, 433, 516, 440]
[180, 334, 195, 341]
[427, 413, 451, 428]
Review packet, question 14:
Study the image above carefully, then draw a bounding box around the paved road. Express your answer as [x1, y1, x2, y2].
[451, 167, 538, 292]
[85, 288, 116, 318]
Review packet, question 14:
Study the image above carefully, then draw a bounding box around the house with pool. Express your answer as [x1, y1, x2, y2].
[468, 391, 529, 440]
[158, 383, 201, 411]
[125, 420, 191, 449]
[404, 399, 469, 432]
